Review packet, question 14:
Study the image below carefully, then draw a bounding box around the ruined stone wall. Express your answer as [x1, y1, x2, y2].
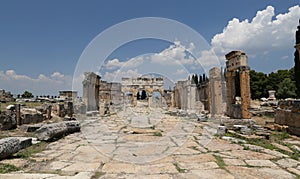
[163, 90, 172, 107]
[275, 100, 300, 136]
[173, 79, 205, 113]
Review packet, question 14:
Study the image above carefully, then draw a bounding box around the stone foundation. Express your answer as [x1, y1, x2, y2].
[275, 109, 300, 136]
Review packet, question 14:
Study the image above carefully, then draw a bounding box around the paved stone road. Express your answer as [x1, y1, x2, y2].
[1, 102, 300, 178]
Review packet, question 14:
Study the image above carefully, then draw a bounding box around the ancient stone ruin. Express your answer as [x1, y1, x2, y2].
[225, 51, 251, 119]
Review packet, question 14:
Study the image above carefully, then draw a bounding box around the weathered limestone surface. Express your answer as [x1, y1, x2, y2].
[225, 51, 251, 119]
[275, 100, 300, 136]
[0, 111, 16, 130]
[0, 137, 20, 159]
[1, 101, 299, 178]
[35, 121, 80, 141]
[209, 67, 224, 117]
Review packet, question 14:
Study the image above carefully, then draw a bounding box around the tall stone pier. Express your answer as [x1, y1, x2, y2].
[82, 72, 100, 111]
[209, 67, 223, 117]
[225, 51, 251, 119]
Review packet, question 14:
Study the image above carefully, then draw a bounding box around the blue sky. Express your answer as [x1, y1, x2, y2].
[0, 0, 299, 95]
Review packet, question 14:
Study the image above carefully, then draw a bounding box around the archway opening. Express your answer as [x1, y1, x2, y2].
[137, 90, 148, 101]
[151, 91, 162, 107]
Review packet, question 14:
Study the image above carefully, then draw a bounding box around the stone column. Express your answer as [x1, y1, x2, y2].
[240, 68, 251, 119]
[67, 102, 73, 117]
[133, 90, 137, 107]
[148, 93, 152, 107]
[171, 91, 175, 107]
[209, 67, 223, 117]
[268, 90, 276, 100]
[57, 104, 65, 117]
[15, 104, 21, 125]
[225, 71, 235, 116]
[46, 105, 52, 119]
[82, 72, 100, 111]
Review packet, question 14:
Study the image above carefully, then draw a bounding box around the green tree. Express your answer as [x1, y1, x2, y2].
[194, 74, 198, 85]
[277, 78, 297, 99]
[21, 91, 33, 98]
[250, 70, 268, 99]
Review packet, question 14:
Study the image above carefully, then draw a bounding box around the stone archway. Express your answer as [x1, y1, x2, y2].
[121, 77, 164, 107]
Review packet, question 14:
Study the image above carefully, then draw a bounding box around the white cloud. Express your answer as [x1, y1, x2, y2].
[0, 70, 72, 95]
[174, 69, 187, 75]
[51, 72, 65, 78]
[104, 58, 126, 70]
[104, 57, 144, 70]
[104, 69, 140, 82]
[151, 40, 196, 66]
[211, 5, 300, 56]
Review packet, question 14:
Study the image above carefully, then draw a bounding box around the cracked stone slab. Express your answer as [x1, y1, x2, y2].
[223, 159, 246, 166]
[275, 158, 299, 168]
[245, 160, 278, 168]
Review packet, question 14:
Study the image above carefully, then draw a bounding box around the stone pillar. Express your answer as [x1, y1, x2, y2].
[240, 68, 251, 119]
[148, 93, 152, 107]
[209, 67, 223, 117]
[133, 90, 137, 107]
[295, 44, 300, 97]
[82, 72, 100, 111]
[67, 102, 73, 117]
[225, 71, 235, 116]
[171, 91, 175, 107]
[15, 104, 21, 125]
[57, 104, 65, 117]
[46, 105, 52, 119]
[268, 90, 276, 100]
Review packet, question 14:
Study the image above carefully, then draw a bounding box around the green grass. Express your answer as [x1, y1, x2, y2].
[173, 163, 185, 173]
[271, 130, 289, 141]
[0, 163, 19, 173]
[153, 132, 162, 137]
[225, 130, 300, 160]
[150, 125, 155, 130]
[213, 155, 226, 170]
[189, 146, 200, 151]
[15, 142, 47, 158]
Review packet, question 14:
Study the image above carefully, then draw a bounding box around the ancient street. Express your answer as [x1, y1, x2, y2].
[1, 101, 299, 178]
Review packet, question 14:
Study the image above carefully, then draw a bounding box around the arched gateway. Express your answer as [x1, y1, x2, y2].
[121, 77, 165, 107]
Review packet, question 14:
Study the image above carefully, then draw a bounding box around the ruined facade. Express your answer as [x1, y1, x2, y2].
[172, 68, 226, 116]
[82, 74, 166, 113]
[121, 77, 164, 107]
[225, 51, 251, 119]
[82, 72, 100, 111]
[82, 51, 251, 118]
[173, 78, 208, 113]
[99, 81, 122, 114]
